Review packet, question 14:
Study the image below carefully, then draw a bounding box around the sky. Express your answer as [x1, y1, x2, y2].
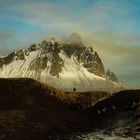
[0, 0, 140, 88]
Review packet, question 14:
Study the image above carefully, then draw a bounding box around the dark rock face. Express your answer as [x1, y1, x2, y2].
[106, 69, 118, 83]
[28, 43, 64, 78]
[0, 52, 16, 67]
[28, 44, 37, 51]
[82, 51, 105, 76]
[62, 45, 105, 76]
[62, 34, 105, 76]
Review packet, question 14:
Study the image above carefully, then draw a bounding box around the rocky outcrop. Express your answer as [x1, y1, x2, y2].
[106, 69, 118, 83]
[62, 34, 105, 76]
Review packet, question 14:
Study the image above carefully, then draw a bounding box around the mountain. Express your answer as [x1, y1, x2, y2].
[0, 34, 123, 92]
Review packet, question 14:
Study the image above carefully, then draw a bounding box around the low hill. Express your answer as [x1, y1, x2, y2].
[0, 78, 109, 140]
[89, 89, 140, 138]
[0, 78, 139, 139]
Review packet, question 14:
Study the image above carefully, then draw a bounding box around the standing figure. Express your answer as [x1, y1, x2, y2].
[73, 87, 76, 92]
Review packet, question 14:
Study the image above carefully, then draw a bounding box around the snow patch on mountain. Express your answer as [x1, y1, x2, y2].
[0, 34, 124, 92]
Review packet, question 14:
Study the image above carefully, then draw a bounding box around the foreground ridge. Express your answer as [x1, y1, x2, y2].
[0, 78, 139, 139]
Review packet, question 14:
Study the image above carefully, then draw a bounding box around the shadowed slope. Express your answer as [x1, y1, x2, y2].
[0, 78, 110, 140]
[0, 78, 139, 139]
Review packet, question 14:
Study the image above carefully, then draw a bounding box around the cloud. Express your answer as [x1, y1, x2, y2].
[0, 29, 15, 42]
[0, 29, 17, 54]
[0, 0, 140, 87]
[1, 0, 139, 36]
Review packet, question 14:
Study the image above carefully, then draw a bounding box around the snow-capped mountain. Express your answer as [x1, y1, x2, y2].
[0, 34, 123, 92]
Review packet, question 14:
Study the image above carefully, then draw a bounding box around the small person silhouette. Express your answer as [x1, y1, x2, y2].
[73, 87, 76, 92]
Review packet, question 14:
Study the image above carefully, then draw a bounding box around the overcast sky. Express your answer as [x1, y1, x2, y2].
[0, 0, 140, 88]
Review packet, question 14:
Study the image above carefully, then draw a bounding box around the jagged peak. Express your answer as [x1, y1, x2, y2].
[106, 69, 118, 83]
[47, 35, 58, 45]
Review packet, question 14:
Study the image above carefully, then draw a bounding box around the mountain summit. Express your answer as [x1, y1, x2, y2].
[0, 34, 122, 92]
